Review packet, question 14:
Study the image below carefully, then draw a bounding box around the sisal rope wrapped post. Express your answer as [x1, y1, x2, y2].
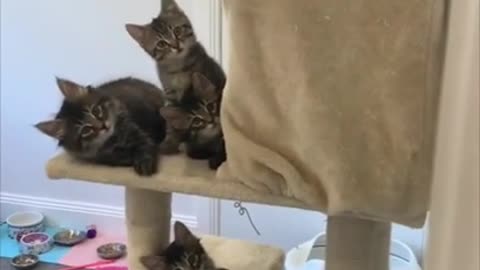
[125, 188, 172, 270]
[326, 216, 391, 270]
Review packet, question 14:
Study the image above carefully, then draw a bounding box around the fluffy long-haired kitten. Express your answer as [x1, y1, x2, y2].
[125, 0, 226, 104]
[141, 221, 227, 270]
[160, 73, 226, 169]
[35, 77, 166, 176]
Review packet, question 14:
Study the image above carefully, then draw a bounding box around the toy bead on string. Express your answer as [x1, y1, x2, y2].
[86, 225, 97, 239]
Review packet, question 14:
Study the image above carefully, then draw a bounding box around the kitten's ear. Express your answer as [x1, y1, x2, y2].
[192, 73, 217, 100]
[162, 0, 182, 14]
[174, 221, 198, 247]
[160, 106, 189, 129]
[140, 255, 166, 269]
[56, 77, 88, 101]
[35, 119, 65, 139]
[125, 24, 146, 44]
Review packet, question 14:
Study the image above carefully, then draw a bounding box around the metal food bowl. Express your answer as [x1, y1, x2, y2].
[53, 229, 87, 246]
[97, 243, 127, 260]
[11, 254, 39, 269]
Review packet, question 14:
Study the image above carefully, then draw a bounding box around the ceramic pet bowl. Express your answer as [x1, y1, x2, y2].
[6, 211, 45, 240]
[10, 254, 39, 269]
[20, 232, 54, 255]
[53, 229, 87, 246]
[97, 243, 127, 260]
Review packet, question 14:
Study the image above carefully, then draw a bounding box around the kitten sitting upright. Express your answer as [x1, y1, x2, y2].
[35, 77, 166, 176]
[160, 73, 226, 169]
[125, 0, 226, 105]
[141, 221, 227, 270]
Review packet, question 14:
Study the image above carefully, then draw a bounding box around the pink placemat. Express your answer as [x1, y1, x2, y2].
[59, 232, 127, 269]
[96, 267, 128, 270]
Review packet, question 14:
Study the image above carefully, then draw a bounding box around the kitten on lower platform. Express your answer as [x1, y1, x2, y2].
[35, 77, 167, 176]
[141, 221, 227, 270]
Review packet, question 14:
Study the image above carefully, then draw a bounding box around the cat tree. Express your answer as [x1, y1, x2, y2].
[45, 0, 447, 269]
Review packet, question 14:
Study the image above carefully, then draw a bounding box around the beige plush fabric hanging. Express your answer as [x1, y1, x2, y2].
[217, 0, 447, 227]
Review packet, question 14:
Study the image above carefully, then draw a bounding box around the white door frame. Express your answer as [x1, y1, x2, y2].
[189, 0, 223, 235]
[423, 0, 479, 269]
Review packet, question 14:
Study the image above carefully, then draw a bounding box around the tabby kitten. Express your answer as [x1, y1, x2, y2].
[125, 0, 226, 104]
[160, 73, 226, 169]
[141, 221, 227, 270]
[35, 77, 166, 176]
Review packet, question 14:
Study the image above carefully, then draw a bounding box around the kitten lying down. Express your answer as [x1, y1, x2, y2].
[141, 222, 228, 270]
[36, 77, 166, 176]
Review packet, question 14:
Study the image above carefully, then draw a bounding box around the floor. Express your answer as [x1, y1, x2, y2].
[0, 258, 71, 270]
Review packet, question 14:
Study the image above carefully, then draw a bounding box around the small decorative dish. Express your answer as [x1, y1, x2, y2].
[6, 211, 45, 240]
[53, 229, 87, 246]
[20, 232, 54, 255]
[10, 254, 39, 269]
[97, 243, 127, 260]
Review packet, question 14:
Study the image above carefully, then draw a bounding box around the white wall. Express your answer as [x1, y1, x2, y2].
[0, 0, 201, 227]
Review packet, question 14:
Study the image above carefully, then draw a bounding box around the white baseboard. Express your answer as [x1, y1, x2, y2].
[0, 192, 197, 232]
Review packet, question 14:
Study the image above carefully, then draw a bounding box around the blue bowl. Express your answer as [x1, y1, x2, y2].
[20, 232, 54, 255]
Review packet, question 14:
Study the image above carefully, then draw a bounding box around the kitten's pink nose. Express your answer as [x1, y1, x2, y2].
[172, 42, 182, 52]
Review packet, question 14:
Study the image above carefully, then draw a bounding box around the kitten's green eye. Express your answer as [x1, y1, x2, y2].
[92, 106, 103, 119]
[191, 118, 205, 128]
[188, 255, 198, 266]
[206, 103, 216, 113]
[174, 26, 183, 36]
[157, 40, 168, 49]
[80, 126, 94, 138]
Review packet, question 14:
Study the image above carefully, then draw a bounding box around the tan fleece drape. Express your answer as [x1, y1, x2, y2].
[218, 0, 447, 227]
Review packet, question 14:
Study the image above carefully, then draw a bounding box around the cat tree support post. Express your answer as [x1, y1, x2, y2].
[125, 188, 172, 270]
[325, 216, 391, 270]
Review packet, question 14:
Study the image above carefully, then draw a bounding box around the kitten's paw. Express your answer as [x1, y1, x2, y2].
[208, 142, 226, 170]
[208, 156, 225, 170]
[164, 88, 181, 102]
[133, 155, 158, 176]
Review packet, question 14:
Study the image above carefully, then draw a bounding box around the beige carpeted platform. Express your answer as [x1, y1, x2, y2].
[47, 153, 313, 212]
[202, 235, 285, 270]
